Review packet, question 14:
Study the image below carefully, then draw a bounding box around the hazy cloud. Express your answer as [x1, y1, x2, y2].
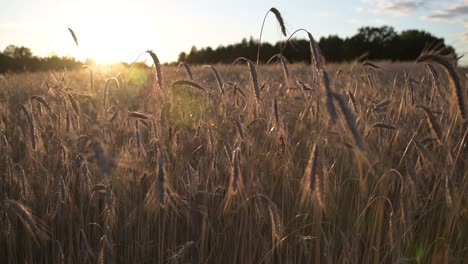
[349, 18, 388, 25]
[358, 0, 430, 16]
[428, 1, 468, 20]
[461, 32, 468, 40]
[423, 1, 468, 28]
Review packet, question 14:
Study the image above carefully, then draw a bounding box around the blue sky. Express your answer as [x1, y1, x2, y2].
[0, 0, 467, 64]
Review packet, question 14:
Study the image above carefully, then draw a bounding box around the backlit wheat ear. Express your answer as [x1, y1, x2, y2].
[67, 27, 78, 46]
[172, 80, 205, 91]
[362, 60, 382, 71]
[332, 92, 365, 151]
[320, 70, 338, 123]
[247, 60, 260, 102]
[308, 32, 324, 71]
[302, 142, 324, 208]
[412, 138, 433, 162]
[98, 235, 114, 264]
[135, 120, 141, 151]
[103, 77, 119, 110]
[177, 62, 193, 80]
[269, 8, 287, 36]
[304, 142, 319, 194]
[82, 65, 94, 93]
[229, 148, 242, 194]
[65, 91, 80, 115]
[167, 241, 195, 263]
[31, 95, 53, 115]
[256, 7, 287, 65]
[220, 139, 233, 162]
[295, 81, 311, 92]
[424, 63, 443, 98]
[234, 57, 260, 102]
[405, 74, 416, 106]
[347, 90, 359, 113]
[372, 123, 397, 130]
[274, 96, 280, 126]
[416, 52, 467, 121]
[157, 155, 166, 205]
[3, 199, 48, 244]
[147, 50, 163, 90]
[234, 118, 245, 141]
[18, 104, 37, 150]
[105, 185, 117, 227]
[203, 65, 224, 94]
[268, 200, 283, 243]
[416, 104, 443, 143]
[128, 111, 150, 120]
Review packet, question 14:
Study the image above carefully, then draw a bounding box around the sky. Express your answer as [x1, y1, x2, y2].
[0, 0, 467, 64]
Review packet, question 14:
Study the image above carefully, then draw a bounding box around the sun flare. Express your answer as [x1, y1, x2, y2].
[57, 8, 158, 64]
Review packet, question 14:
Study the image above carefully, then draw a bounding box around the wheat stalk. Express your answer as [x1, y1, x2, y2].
[256, 7, 287, 65]
[172, 80, 205, 91]
[177, 62, 193, 80]
[31, 96, 53, 114]
[203, 65, 224, 94]
[267, 54, 290, 89]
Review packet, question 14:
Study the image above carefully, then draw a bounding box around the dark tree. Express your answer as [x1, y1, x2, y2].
[178, 25, 455, 65]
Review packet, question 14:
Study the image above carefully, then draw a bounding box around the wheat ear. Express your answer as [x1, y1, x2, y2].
[147, 50, 164, 90]
[417, 53, 467, 121]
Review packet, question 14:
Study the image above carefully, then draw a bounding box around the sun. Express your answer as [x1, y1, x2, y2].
[57, 8, 155, 65]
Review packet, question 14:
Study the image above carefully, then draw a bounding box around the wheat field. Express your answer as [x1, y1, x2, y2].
[1, 12, 468, 263]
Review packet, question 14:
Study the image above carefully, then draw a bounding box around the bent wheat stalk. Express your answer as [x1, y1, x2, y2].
[256, 7, 287, 65]
[203, 65, 224, 94]
[177, 62, 193, 80]
[172, 80, 205, 91]
[267, 54, 290, 89]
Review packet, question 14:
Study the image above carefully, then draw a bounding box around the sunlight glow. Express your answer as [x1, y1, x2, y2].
[63, 11, 148, 64]
[50, 4, 172, 64]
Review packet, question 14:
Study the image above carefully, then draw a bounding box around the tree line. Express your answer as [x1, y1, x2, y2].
[0, 45, 82, 73]
[178, 26, 456, 64]
[0, 25, 457, 73]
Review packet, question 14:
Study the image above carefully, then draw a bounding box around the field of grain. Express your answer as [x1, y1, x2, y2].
[0, 50, 467, 263]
